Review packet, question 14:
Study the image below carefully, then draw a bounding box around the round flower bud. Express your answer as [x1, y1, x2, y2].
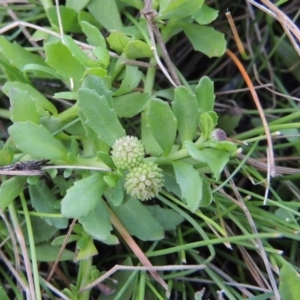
[209, 129, 227, 142]
[111, 136, 145, 170]
[125, 162, 164, 201]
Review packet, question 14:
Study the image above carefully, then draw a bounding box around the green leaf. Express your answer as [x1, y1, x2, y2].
[141, 111, 163, 156]
[120, 0, 143, 9]
[279, 262, 300, 300]
[93, 46, 110, 68]
[66, 0, 90, 12]
[87, 0, 123, 31]
[183, 23, 226, 57]
[199, 111, 218, 140]
[45, 41, 85, 84]
[185, 141, 230, 180]
[80, 21, 106, 47]
[2, 81, 57, 115]
[63, 35, 92, 68]
[97, 152, 115, 169]
[193, 4, 219, 25]
[147, 205, 184, 231]
[61, 173, 107, 218]
[275, 36, 300, 83]
[78, 88, 126, 146]
[29, 180, 68, 229]
[161, 165, 181, 198]
[158, 0, 204, 20]
[0, 287, 10, 300]
[78, 10, 101, 28]
[201, 177, 213, 207]
[124, 40, 153, 59]
[0, 36, 47, 74]
[81, 74, 113, 106]
[47, 6, 81, 32]
[79, 199, 113, 241]
[23, 217, 59, 244]
[112, 177, 124, 206]
[0, 56, 27, 83]
[110, 198, 164, 241]
[8, 122, 68, 160]
[113, 65, 142, 96]
[33, 244, 74, 262]
[106, 31, 131, 53]
[78, 110, 107, 150]
[172, 161, 203, 212]
[9, 89, 39, 124]
[75, 236, 98, 261]
[3, 81, 58, 115]
[172, 86, 199, 142]
[0, 177, 26, 211]
[196, 76, 215, 113]
[147, 99, 177, 155]
[113, 92, 151, 118]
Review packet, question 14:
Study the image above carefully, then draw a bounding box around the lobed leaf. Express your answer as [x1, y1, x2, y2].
[9, 88, 40, 124]
[113, 92, 151, 118]
[80, 21, 106, 48]
[193, 4, 219, 25]
[279, 262, 300, 300]
[124, 40, 153, 59]
[158, 0, 204, 20]
[147, 205, 185, 231]
[141, 111, 163, 156]
[173, 161, 203, 212]
[113, 65, 142, 96]
[61, 173, 107, 218]
[29, 180, 68, 229]
[47, 6, 81, 32]
[172, 86, 199, 142]
[196, 76, 216, 113]
[79, 199, 113, 242]
[147, 99, 177, 155]
[110, 198, 164, 241]
[3, 81, 58, 115]
[199, 111, 218, 140]
[8, 122, 68, 160]
[0, 36, 47, 75]
[183, 23, 226, 57]
[78, 88, 125, 146]
[45, 41, 85, 86]
[87, 0, 123, 31]
[185, 141, 230, 180]
[106, 31, 131, 53]
[0, 177, 27, 211]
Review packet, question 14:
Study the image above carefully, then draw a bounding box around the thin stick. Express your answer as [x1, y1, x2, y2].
[226, 12, 249, 59]
[226, 49, 275, 179]
[247, 0, 300, 56]
[47, 218, 77, 282]
[80, 264, 205, 293]
[105, 204, 170, 296]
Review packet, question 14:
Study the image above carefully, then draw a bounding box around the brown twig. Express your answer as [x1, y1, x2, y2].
[142, 1, 181, 86]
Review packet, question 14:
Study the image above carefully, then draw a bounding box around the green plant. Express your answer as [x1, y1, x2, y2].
[1, 0, 300, 299]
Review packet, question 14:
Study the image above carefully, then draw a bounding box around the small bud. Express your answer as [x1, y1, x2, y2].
[209, 129, 227, 141]
[111, 136, 145, 170]
[125, 162, 164, 201]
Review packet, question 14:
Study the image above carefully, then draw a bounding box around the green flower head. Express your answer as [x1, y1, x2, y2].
[125, 162, 164, 201]
[111, 136, 145, 170]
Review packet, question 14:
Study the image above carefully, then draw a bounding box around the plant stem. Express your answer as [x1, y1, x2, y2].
[77, 258, 92, 300]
